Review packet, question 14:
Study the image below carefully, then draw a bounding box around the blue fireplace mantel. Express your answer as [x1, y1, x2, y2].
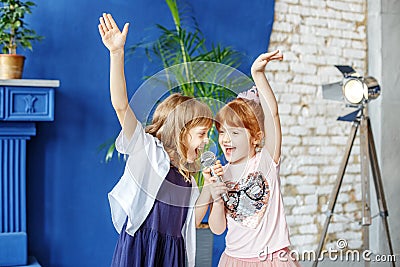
[0, 79, 59, 267]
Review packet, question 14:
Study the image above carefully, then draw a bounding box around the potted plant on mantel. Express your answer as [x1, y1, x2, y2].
[0, 0, 43, 79]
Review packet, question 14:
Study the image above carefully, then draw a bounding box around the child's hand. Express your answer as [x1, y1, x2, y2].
[206, 180, 228, 203]
[202, 160, 223, 185]
[251, 50, 283, 75]
[202, 160, 227, 203]
[98, 13, 129, 53]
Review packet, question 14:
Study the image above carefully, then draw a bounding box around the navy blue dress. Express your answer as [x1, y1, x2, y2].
[111, 166, 192, 267]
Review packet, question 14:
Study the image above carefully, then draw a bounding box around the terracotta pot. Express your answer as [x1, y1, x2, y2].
[0, 54, 26, 79]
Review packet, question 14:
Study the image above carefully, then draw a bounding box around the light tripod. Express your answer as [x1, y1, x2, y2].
[313, 105, 394, 267]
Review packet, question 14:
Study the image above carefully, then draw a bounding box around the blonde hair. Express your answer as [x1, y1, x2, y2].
[145, 93, 213, 181]
[215, 98, 264, 149]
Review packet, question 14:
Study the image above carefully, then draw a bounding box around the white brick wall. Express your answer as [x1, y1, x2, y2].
[269, 0, 367, 252]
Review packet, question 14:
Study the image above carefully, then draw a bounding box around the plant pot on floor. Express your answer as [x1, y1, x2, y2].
[0, 54, 25, 79]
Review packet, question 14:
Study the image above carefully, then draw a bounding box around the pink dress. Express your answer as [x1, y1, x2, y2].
[219, 148, 300, 267]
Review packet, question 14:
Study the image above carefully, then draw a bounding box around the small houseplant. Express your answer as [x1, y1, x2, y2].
[0, 0, 43, 79]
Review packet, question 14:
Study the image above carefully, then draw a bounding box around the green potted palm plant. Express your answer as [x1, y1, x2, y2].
[101, 0, 251, 177]
[0, 0, 43, 79]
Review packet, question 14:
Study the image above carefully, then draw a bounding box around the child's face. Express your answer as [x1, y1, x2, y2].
[185, 125, 210, 163]
[218, 123, 256, 165]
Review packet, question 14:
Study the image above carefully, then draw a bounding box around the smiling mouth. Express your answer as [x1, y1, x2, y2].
[194, 146, 203, 159]
[224, 147, 235, 155]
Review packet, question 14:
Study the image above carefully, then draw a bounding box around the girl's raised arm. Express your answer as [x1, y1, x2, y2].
[251, 50, 283, 164]
[98, 13, 137, 140]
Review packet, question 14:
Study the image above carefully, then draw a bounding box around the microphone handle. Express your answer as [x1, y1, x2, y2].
[210, 167, 229, 203]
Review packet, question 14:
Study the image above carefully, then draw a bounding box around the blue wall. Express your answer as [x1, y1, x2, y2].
[22, 1, 274, 266]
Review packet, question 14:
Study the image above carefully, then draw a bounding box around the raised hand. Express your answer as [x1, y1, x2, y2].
[251, 50, 283, 75]
[98, 13, 137, 140]
[250, 49, 283, 164]
[98, 13, 129, 53]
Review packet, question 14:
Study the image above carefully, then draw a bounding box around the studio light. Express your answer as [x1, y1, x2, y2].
[342, 76, 366, 104]
[322, 65, 381, 106]
[315, 66, 394, 267]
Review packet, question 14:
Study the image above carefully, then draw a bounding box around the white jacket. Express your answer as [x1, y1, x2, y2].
[108, 123, 199, 266]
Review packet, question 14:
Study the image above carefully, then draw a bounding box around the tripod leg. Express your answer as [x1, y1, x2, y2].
[312, 121, 359, 267]
[367, 118, 395, 267]
[360, 113, 371, 262]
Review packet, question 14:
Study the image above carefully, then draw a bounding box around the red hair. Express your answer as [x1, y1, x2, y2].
[215, 98, 264, 141]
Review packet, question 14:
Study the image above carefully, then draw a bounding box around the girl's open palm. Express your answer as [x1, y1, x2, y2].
[251, 50, 283, 74]
[98, 13, 129, 52]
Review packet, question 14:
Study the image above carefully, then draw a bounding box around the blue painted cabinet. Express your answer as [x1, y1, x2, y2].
[0, 79, 59, 267]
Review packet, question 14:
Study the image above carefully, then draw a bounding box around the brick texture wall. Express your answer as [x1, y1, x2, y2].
[267, 0, 368, 252]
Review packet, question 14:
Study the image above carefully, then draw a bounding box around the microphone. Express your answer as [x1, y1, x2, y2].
[200, 151, 229, 202]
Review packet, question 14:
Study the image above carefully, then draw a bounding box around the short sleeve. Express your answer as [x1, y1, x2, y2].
[108, 122, 171, 235]
[115, 122, 143, 155]
[260, 147, 281, 175]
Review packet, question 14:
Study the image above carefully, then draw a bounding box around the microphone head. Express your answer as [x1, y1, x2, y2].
[200, 151, 216, 168]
